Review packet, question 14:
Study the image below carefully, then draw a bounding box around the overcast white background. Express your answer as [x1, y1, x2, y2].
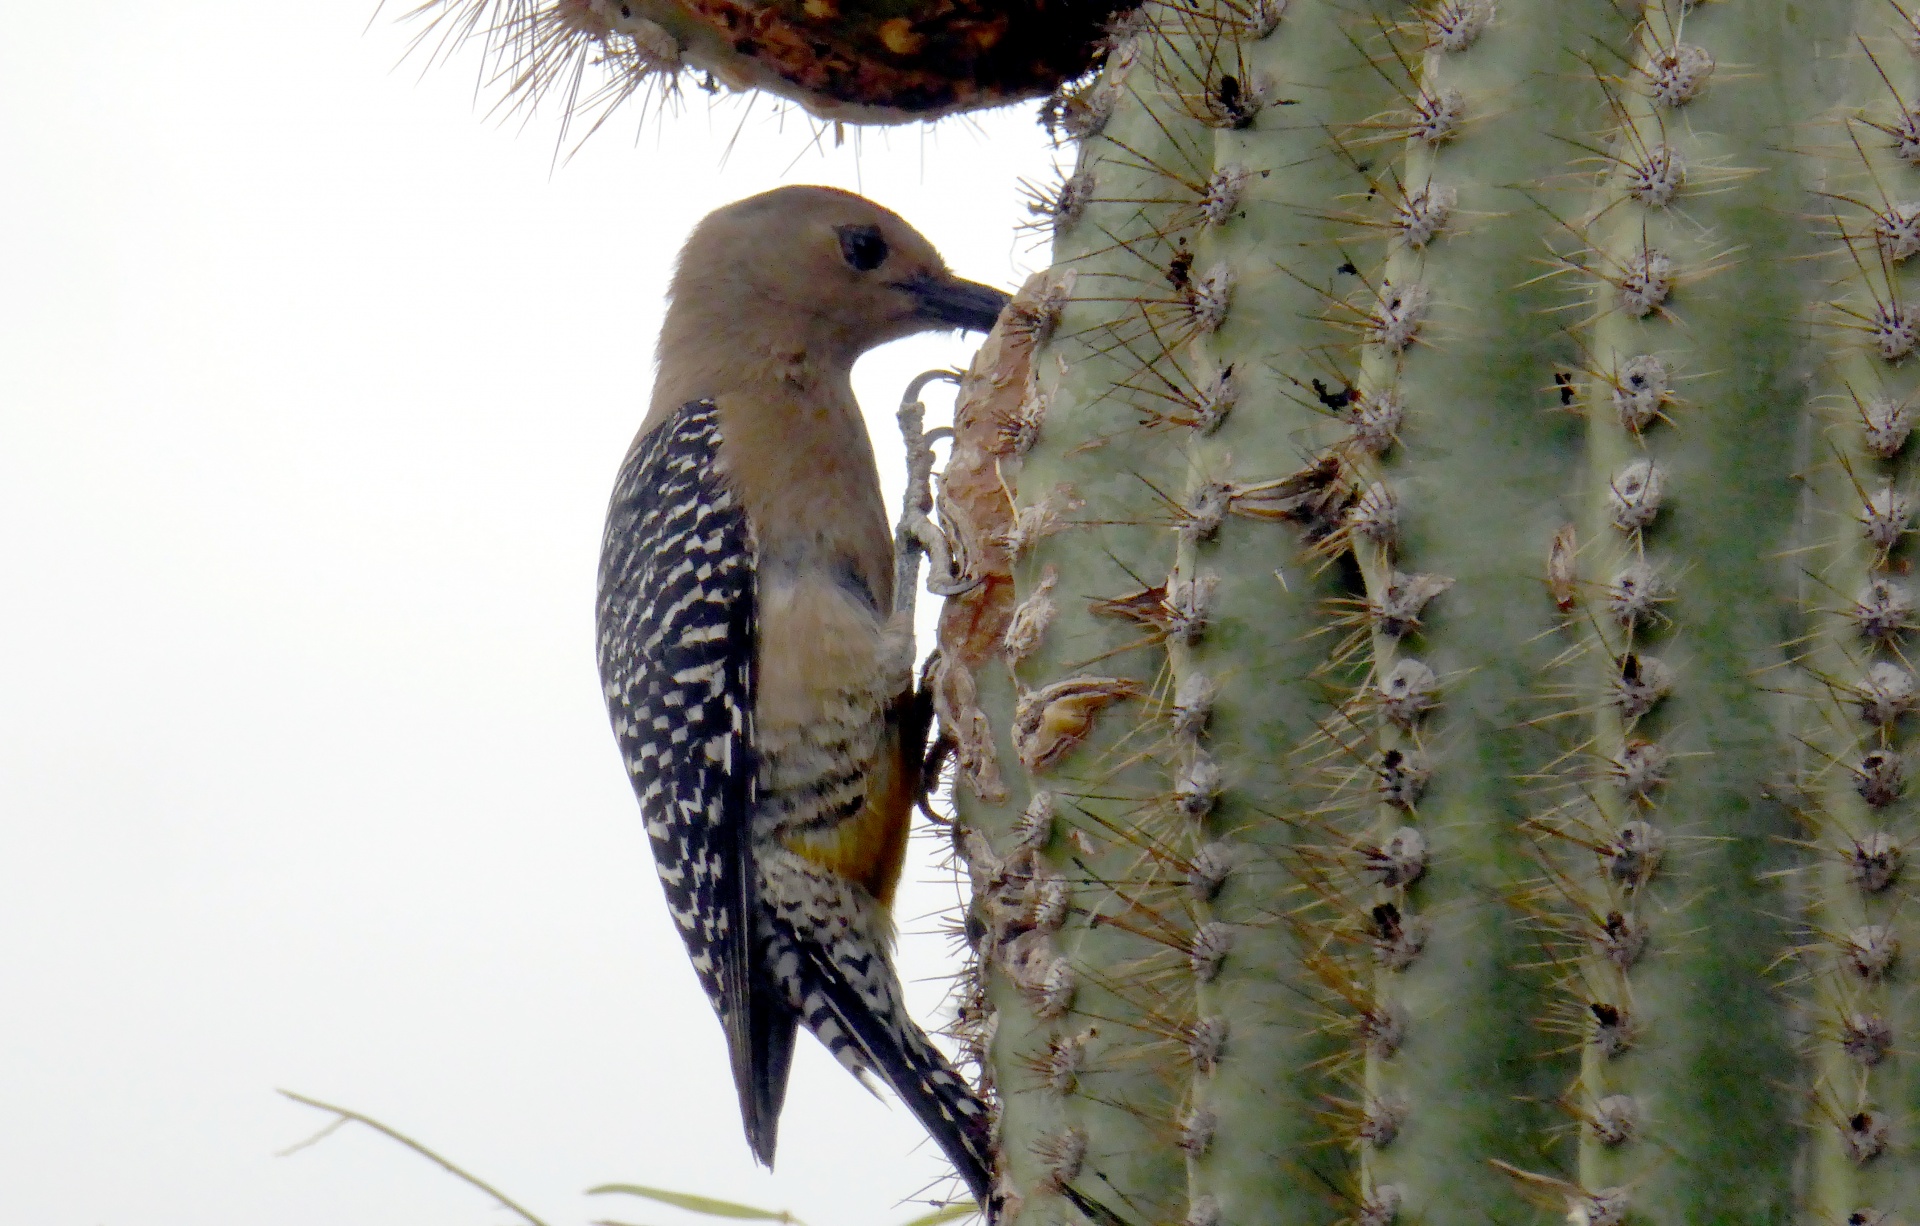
[0, 6, 1058, 1223]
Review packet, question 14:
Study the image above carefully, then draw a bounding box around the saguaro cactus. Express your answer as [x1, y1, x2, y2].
[935, 1, 1920, 1222]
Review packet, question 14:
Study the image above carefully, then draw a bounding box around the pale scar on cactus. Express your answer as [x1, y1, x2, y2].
[933, 1, 1920, 1223]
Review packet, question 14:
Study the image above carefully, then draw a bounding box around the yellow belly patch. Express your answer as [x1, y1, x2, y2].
[780, 763, 912, 909]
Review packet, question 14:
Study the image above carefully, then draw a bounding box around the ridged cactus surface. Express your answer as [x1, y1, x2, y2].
[934, 2, 1920, 1222]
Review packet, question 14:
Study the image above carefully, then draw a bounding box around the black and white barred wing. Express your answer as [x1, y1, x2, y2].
[596, 399, 759, 1100]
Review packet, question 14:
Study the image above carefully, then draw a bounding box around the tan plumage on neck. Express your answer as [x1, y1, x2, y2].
[640, 183, 1004, 614]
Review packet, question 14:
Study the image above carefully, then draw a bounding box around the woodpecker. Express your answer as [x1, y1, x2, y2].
[596, 185, 1007, 1209]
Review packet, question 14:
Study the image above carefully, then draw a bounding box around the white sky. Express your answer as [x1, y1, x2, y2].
[0, 7, 1061, 1224]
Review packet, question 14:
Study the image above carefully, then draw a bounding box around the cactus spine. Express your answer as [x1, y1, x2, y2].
[938, 1, 1920, 1222]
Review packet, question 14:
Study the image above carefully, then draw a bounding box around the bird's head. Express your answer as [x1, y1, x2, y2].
[664, 185, 1010, 368]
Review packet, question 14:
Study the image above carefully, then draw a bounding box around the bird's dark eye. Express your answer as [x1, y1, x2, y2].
[837, 225, 889, 272]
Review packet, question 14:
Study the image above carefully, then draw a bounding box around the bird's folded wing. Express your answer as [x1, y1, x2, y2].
[595, 398, 770, 1139]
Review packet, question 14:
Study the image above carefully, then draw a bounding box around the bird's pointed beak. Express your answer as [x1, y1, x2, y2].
[901, 273, 1010, 333]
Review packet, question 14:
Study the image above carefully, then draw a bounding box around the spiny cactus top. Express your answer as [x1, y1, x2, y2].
[407, 0, 1143, 125]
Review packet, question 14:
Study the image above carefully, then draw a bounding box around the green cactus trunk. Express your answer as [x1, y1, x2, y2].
[935, 1, 1920, 1222]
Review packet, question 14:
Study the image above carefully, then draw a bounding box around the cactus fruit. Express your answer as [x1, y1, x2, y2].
[936, 1, 1920, 1222]
[404, 0, 1137, 125]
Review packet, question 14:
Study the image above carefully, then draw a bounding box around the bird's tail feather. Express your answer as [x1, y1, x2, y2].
[733, 982, 798, 1168]
[798, 960, 997, 1216]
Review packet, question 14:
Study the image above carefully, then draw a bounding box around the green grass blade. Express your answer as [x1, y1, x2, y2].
[586, 1184, 804, 1224]
[893, 1204, 980, 1226]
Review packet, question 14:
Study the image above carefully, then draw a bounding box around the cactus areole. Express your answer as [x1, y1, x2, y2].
[935, 1, 1920, 1223]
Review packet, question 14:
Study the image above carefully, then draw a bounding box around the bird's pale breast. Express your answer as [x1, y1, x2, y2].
[752, 572, 915, 909]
